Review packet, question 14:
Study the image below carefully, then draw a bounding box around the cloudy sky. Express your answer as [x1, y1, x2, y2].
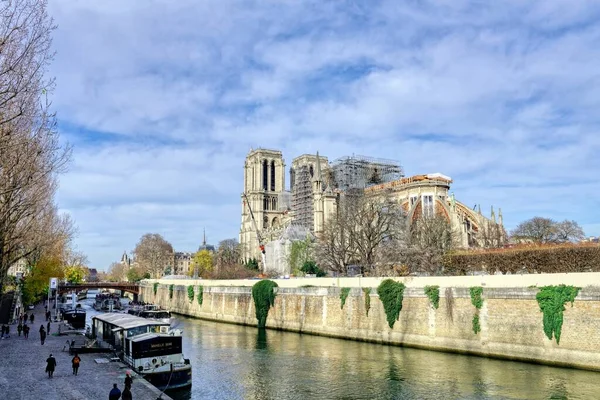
[48, 0, 600, 270]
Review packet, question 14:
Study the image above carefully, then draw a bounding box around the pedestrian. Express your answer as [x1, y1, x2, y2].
[1, 325, 5, 339]
[30, 314, 34, 324]
[45, 353, 57, 378]
[17, 323, 22, 337]
[23, 313, 27, 323]
[5, 325, 9, 338]
[121, 386, 132, 400]
[23, 324, 29, 339]
[124, 371, 133, 389]
[109, 383, 122, 400]
[71, 353, 81, 375]
[39, 325, 46, 345]
[47, 321, 51, 334]
[46, 311, 51, 322]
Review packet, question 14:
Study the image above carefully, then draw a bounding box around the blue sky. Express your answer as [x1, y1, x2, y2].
[48, 0, 600, 269]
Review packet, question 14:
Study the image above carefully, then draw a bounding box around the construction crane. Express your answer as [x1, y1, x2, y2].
[243, 193, 267, 271]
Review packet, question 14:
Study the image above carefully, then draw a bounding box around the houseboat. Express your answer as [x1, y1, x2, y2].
[92, 313, 192, 390]
[63, 304, 86, 329]
[128, 304, 171, 324]
[93, 292, 122, 311]
[77, 289, 88, 301]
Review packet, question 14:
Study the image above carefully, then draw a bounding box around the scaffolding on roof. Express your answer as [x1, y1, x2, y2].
[291, 165, 314, 231]
[331, 154, 404, 191]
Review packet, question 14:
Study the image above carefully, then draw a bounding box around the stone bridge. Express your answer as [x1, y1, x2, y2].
[58, 282, 140, 300]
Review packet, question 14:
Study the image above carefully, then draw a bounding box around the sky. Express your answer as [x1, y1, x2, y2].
[48, 0, 600, 270]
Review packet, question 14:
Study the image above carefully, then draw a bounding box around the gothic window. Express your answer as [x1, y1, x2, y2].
[271, 160, 276, 191]
[422, 195, 434, 217]
[410, 196, 418, 206]
[263, 215, 269, 229]
[262, 160, 268, 190]
[309, 165, 314, 177]
[263, 197, 269, 211]
[272, 197, 277, 210]
[290, 168, 295, 190]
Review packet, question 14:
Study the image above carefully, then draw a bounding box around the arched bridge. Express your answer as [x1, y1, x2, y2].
[58, 282, 140, 296]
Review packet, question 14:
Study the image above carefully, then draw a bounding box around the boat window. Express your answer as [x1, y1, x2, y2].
[127, 326, 148, 337]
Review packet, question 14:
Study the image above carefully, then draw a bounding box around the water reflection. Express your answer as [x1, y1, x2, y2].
[79, 300, 599, 400]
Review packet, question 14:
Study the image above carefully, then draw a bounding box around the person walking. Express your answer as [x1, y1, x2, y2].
[124, 371, 133, 389]
[23, 313, 27, 323]
[30, 314, 34, 324]
[109, 383, 122, 400]
[121, 386, 132, 400]
[17, 322, 22, 337]
[23, 324, 29, 339]
[47, 321, 51, 334]
[45, 354, 57, 378]
[39, 325, 46, 345]
[71, 353, 81, 375]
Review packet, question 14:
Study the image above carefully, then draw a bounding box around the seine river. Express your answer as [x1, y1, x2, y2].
[82, 296, 597, 399]
[168, 314, 598, 400]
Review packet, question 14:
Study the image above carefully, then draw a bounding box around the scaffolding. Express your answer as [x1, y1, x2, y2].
[291, 165, 314, 231]
[331, 154, 403, 191]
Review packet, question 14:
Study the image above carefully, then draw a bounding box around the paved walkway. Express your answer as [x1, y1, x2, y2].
[0, 303, 171, 400]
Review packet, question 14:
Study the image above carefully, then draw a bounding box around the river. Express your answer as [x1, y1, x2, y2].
[81, 295, 598, 399]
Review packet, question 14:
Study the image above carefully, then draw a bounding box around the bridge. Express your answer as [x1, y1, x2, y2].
[58, 282, 140, 301]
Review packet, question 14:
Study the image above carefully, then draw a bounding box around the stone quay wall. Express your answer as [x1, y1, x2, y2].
[140, 273, 600, 371]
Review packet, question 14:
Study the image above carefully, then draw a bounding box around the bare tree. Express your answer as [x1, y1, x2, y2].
[133, 233, 174, 278]
[315, 191, 406, 275]
[511, 217, 557, 243]
[107, 262, 126, 282]
[554, 220, 585, 243]
[0, 0, 71, 289]
[214, 238, 241, 274]
[478, 221, 507, 248]
[402, 215, 456, 275]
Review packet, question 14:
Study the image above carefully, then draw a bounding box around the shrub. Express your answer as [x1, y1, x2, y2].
[169, 284, 174, 300]
[340, 287, 351, 309]
[424, 285, 440, 309]
[300, 260, 326, 277]
[252, 280, 278, 328]
[377, 279, 405, 329]
[187, 285, 194, 302]
[472, 314, 481, 334]
[197, 285, 203, 305]
[363, 288, 371, 316]
[536, 285, 580, 344]
[153, 282, 159, 296]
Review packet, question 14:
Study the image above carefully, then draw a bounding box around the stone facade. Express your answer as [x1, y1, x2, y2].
[7, 257, 27, 277]
[142, 274, 600, 371]
[240, 148, 505, 271]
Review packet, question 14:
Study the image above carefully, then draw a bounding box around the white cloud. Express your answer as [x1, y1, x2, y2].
[48, 0, 600, 268]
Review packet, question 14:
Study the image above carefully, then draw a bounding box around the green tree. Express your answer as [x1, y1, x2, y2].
[127, 266, 147, 282]
[300, 261, 326, 277]
[22, 254, 64, 305]
[190, 250, 213, 277]
[288, 237, 313, 276]
[64, 266, 85, 284]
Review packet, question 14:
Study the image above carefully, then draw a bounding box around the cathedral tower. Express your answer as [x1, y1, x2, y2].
[240, 148, 286, 262]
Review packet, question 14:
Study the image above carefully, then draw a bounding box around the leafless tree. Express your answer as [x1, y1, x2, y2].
[214, 238, 241, 274]
[554, 220, 585, 243]
[0, 0, 71, 289]
[401, 214, 456, 275]
[315, 191, 406, 275]
[133, 233, 174, 278]
[107, 262, 126, 282]
[478, 221, 508, 248]
[510, 217, 557, 243]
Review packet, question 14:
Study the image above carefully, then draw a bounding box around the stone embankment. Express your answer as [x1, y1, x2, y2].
[144, 272, 600, 372]
[0, 303, 170, 400]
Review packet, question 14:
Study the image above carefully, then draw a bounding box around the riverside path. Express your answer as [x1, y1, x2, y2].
[0, 303, 171, 400]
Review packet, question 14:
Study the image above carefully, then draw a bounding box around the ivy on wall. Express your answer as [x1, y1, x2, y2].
[252, 280, 278, 328]
[197, 285, 203, 305]
[340, 288, 351, 309]
[470, 286, 483, 334]
[424, 285, 440, 309]
[169, 284, 174, 300]
[363, 288, 371, 316]
[536, 285, 580, 344]
[187, 285, 194, 302]
[153, 282, 159, 296]
[377, 279, 405, 329]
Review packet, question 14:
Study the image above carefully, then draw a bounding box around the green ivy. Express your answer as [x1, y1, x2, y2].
[472, 314, 481, 334]
[377, 279, 406, 329]
[169, 284, 174, 300]
[197, 285, 203, 305]
[187, 285, 194, 302]
[424, 285, 440, 309]
[470, 286, 483, 309]
[153, 282, 159, 296]
[252, 280, 278, 328]
[536, 285, 580, 344]
[363, 288, 371, 316]
[340, 287, 351, 309]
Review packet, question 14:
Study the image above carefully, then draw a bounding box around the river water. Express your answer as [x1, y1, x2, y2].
[81, 295, 598, 400]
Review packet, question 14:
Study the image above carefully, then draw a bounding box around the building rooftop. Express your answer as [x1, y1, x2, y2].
[93, 313, 169, 330]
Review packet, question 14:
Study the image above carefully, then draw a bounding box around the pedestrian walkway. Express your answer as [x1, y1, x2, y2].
[0, 303, 172, 400]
